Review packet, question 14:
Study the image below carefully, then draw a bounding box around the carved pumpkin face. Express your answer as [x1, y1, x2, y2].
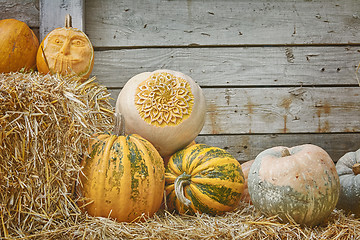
[36, 15, 94, 80]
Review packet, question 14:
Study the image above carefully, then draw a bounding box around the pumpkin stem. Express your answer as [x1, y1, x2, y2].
[65, 14, 72, 28]
[281, 148, 291, 157]
[113, 113, 126, 136]
[352, 163, 360, 175]
[174, 172, 192, 207]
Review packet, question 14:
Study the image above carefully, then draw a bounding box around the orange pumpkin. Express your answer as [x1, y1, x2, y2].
[0, 19, 39, 73]
[36, 14, 94, 80]
[78, 114, 165, 222]
[239, 160, 254, 204]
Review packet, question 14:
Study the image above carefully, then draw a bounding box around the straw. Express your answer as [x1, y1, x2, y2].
[0, 72, 113, 239]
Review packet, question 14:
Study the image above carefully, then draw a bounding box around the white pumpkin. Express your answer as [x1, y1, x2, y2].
[115, 69, 206, 157]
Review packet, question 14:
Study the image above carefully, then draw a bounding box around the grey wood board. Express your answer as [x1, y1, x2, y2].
[92, 46, 360, 88]
[0, 0, 39, 27]
[39, 0, 84, 41]
[195, 133, 360, 163]
[108, 86, 360, 135]
[86, 0, 360, 47]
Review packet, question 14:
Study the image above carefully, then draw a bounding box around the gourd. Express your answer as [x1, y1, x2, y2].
[36, 14, 94, 80]
[0, 19, 39, 73]
[248, 144, 340, 226]
[162, 140, 196, 166]
[165, 144, 245, 215]
[336, 149, 360, 216]
[239, 160, 254, 204]
[78, 114, 165, 222]
[115, 69, 206, 158]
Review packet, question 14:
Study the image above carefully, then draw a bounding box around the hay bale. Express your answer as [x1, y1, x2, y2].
[0, 72, 114, 238]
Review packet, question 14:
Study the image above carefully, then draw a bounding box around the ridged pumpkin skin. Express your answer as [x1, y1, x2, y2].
[239, 160, 254, 204]
[0, 19, 39, 73]
[36, 15, 94, 80]
[165, 144, 245, 215]
[248, 144, 340, 226]
[336, 149, 360, 216]
[79, 132, 165, 222]
[115, 69, 206, 158]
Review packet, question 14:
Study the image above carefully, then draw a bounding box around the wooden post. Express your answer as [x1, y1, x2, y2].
[39, 0, 85, 41]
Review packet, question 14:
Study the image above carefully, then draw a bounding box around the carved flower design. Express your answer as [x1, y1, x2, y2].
[135, 72, 194, 127]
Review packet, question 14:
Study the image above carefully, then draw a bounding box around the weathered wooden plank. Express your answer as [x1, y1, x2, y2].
[86, 0, 360, 47]
[92, 46, 360, 88]
[195, 133, 360, 163]
[0, 0, 39, 27]
[39, 0, 85, 41]
[108, 87, 360, 134]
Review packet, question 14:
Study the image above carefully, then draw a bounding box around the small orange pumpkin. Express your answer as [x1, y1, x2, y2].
[36, 14, 94, 80]
[0, 19, 39, 73]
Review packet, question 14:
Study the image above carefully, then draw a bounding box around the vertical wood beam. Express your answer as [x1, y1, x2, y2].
[39, 0, 84, 41]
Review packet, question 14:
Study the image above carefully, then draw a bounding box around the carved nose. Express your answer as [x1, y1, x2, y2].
[59, 40, 70, 55]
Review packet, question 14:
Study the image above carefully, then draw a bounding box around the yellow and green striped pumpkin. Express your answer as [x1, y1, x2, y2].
[165, 144, 245, 215]
[79, 115, 165, 222]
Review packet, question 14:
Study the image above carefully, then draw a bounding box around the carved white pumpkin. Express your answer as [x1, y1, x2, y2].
[115, 69, 206, 157]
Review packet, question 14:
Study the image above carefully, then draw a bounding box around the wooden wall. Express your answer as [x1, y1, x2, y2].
[2, 0, 360, 163]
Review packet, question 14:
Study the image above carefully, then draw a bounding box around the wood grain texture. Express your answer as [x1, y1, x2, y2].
[39, 0, 84, 41]
[86, 0, 360, 47]
[195, 133, 360, 163]
[92, 46, 360, 87]
[109, 87, 360, 135]
[0, 0, 39, 27]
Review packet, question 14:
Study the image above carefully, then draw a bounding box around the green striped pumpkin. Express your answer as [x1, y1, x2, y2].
[165, 144, 245, 215]
[79, 114, 165, 222]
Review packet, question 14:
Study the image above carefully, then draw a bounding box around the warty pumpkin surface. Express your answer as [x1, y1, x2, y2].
[36, 14, 94, 80]
[79, 115, 165, 222]
[336, 149, 360, 216]
[115, 69, 206, 158]
[165, 144, 245, 215]
[0, 19, 39, 73]
[248, 144, 340, 226]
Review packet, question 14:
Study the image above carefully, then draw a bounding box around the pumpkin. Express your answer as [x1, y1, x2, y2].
[336, 149, 360, 216]
[0, 19, 39, 73]
[239, 160, 254, 204]
[78, 113, 165, 222]
[248, 144, 340, 226]
[165, 144, 245, 215]
[115, 69, 206, 158]
[36, 14, 94, 80]
[162, 140, 196, 166]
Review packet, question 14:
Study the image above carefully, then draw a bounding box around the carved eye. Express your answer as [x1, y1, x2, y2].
[55, 39, 61, 44]
[72, 39, 85, 47]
